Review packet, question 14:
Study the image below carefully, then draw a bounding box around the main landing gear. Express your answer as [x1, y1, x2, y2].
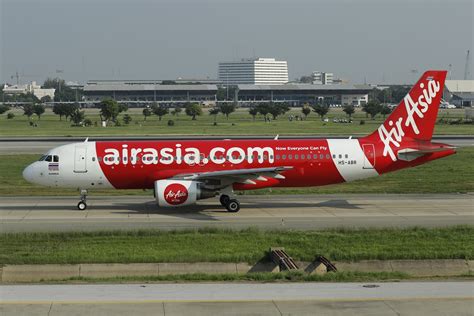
[77, 189, 87, 211]
[220, 194, 240, 213]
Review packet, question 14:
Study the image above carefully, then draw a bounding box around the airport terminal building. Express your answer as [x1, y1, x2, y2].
[83, 80, 371, 107]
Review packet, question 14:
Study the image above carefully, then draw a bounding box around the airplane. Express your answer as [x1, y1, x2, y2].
[23, 70, 455, 212]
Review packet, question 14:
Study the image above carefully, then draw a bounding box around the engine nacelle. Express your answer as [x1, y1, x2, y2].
[154, 180, 216, 207]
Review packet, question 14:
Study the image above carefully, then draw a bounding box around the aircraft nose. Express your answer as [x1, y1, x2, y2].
[23, 164, 35, 184]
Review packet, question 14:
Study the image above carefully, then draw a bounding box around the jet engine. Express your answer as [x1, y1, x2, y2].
[154, 180, 216, 207]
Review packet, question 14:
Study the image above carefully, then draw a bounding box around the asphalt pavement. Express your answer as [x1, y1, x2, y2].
[1, 194, 472, 232]
[1, 282, 473, 315]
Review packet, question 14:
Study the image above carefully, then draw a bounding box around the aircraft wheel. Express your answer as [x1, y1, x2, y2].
[226, 199, 240, 213]
[77, 201, 87, 211]
[220, 194, 230, 207]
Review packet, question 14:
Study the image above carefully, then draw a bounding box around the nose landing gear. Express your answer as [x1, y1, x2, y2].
[77, 189, 88, 210]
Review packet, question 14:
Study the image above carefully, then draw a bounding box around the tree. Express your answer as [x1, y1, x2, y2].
[301, 105, 311, 119]
[209, 107, 220, 123]
[311, 104, 330, 120]
[151, 103, 169, 121]
[142, 108, 152, 121]
[218, 103, 236, 120]
[40, 95, 52, 103]
[53, 103, 66, 120]
[381, 104, 392, 118]
[268, 103, 290, 120]
[256, 103, 271, 120]
[33, 103, 45, 120]
[362, 101, 383, 120]
[172, 106, 182, 116]
[248, 107, 258, 121]
[342, 104, 355, 118]
[7, 112, 15, 119]
[123, 114, 132, 124]
[43, 78, 82, 102]
[64, 104, 79, 121]
[299, 75, 313, 83]
[0, 104, 10, 115]
[23, 104, 34, 119]
[99, 99, 120, 122]
[185, 103, 202, 120]
[70, 109, 85, 126]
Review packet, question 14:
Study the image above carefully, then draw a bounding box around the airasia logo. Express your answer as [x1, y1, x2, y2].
[164, 183, 188, 205]
[378, 78, 441, 161]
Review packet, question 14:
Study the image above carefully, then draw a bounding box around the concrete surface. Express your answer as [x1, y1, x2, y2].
[1, 282, 473, 315]
[0, 136, 472, 154]
[1, 260, 471, 282]
[1, 194, 473, 232]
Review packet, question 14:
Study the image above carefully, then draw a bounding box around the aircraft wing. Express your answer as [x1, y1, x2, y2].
[172, 166, 293, 185]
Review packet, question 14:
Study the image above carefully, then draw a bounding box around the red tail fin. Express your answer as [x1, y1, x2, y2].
[368, 70, 447, 161]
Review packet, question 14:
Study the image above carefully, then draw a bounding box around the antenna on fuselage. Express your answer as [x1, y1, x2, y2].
[349, 136, 352, 139]
[84, 137, 89, 142]
[274, 134, 279, 140]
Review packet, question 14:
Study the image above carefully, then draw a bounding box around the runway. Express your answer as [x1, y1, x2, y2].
[1, 194, 472, 232]
[0, 136, 472, 154]
[1, 282, 473, 315]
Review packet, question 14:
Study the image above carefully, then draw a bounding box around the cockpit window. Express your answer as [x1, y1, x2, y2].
[39, 155, 47, 161]
[45, 155, 52, 162]
[53, 155, 59, 162]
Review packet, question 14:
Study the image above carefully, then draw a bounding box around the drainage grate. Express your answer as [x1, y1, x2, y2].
[270, 247, 299, 271]
[316, 255, 337, 272]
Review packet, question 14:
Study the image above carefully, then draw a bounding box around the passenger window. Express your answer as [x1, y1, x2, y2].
[326, 154, 330, 159]
[295, 154, 299, 159]
[92, 157, 96, 162]
[345, 154, 348, 159]
[339, 154, 342, 159]
[320, 154, 324, 160]
[332, 154, 336, 159]
[313, 154, 318, 159]
[282, 155, 287, 159]
[288, 154, 293, 160]
[307, 154, 311, 159]
[276, 155, 280, 160]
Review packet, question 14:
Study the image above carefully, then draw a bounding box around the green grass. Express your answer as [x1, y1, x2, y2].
[53, 271, 410, 284]
[1, 147, 472, 196]
[0, 107, 471, 137]
[1, 227, 472, 265]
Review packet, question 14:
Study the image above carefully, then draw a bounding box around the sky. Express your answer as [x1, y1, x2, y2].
[1, 0, 472, 84]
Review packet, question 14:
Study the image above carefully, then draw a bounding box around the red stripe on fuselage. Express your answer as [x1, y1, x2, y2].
[95, 139, 345, 190]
